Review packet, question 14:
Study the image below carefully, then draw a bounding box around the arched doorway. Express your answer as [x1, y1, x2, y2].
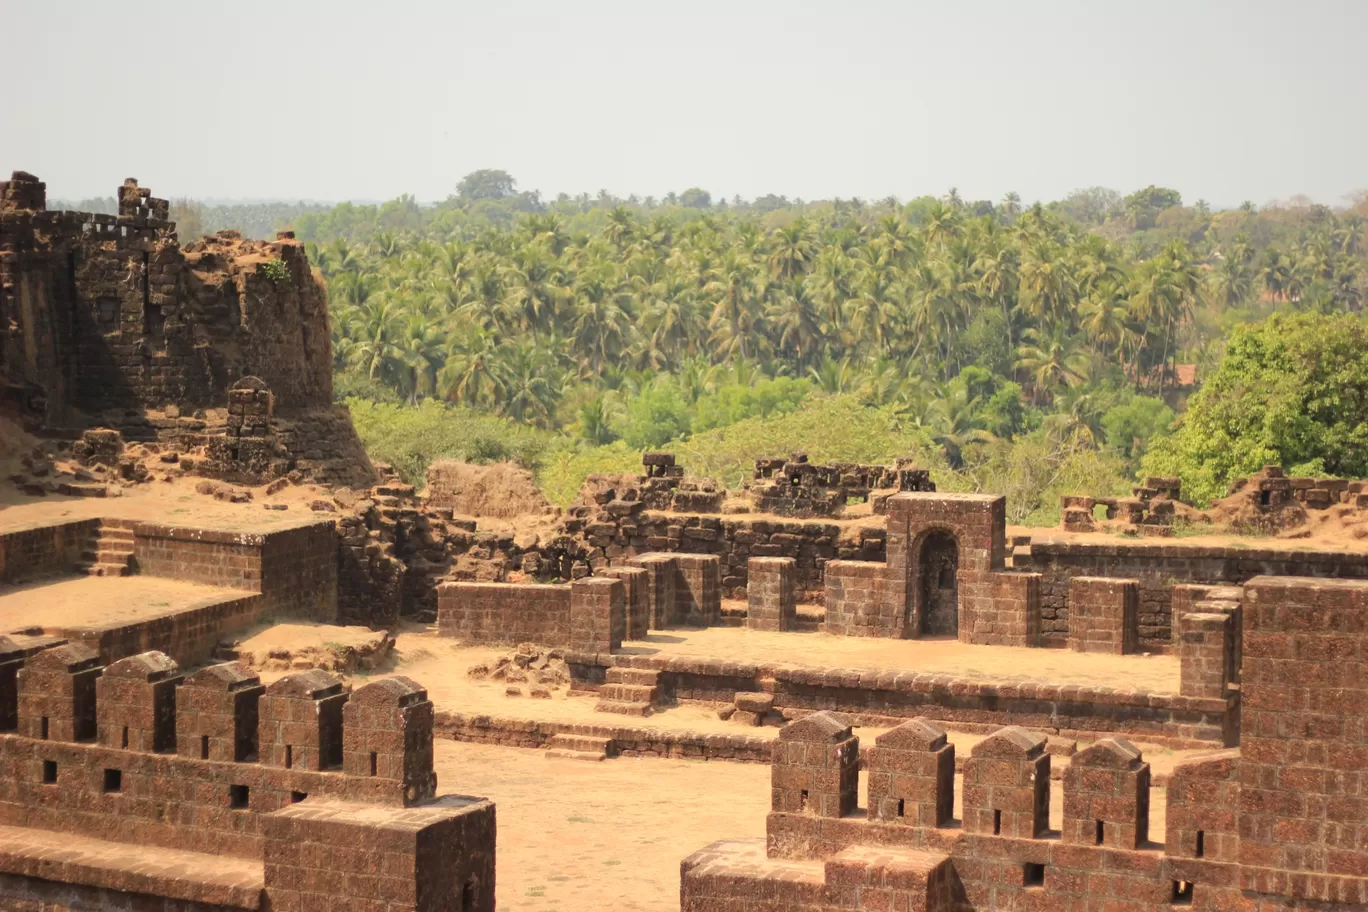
[920, 532, 959, 636]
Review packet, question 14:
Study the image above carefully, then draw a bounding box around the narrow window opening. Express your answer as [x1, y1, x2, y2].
[993, 809, 1002, 835]
[1023, 863, 1045, 888]
[41, 760, 57, 784]
[290, 790, 308, 803]
[284, 745, 293, 769]
[1095, 820, 1105, 845]
[1171, 881, 1194, 905]
[103, 769, 122, 793]
[201, 734, 210, 760]
[229, 784, 250, 810]
[370, 751, 378, 777]
[461, 878, 476, 910]
[40, 717, 49, 740]
[800, 789, 810, 811]
[1258, 490, 1271, 506]
[121, 726, 129, 749]
[896, 799, 905, 818]
[1195, 831, 1205, 858]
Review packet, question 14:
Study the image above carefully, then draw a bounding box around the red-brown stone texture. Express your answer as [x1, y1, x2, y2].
[0, 639, 495, 911]
[865, 718, 954, 827]
[0, 174, 374, 486]
[747, 556, 797, 632]
[1060, 737, 1150, 849]
[681, 575, 1368, 911]
[771, 711, 859, 819]
[961, 726, 1050, 839]
[1067, 575, 1140, 654]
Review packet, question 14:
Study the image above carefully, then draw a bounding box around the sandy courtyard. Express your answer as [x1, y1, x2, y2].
[438, 739, 1176, 912]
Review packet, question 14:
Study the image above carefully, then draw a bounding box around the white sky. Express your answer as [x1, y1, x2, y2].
[3, 0, 1365, 207]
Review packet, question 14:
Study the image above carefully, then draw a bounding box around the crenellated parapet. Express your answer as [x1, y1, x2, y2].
[0, 641, 493, 910]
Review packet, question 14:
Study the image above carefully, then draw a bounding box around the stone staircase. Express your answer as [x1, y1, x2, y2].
[76, 520, 137, 577]
[594, 667, 660, 717]
[545, 733, 613, 761]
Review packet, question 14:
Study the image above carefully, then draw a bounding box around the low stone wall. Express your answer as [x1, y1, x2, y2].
[57, 592, 262, 667]
[566, 653, 1233, 748]
[433, 711, 773, 762]
[437, 578, 625, 653]
[1022, 538, 1368, 648]
[0, 519, 98, 584]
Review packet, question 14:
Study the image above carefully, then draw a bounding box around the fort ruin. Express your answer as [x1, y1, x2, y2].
[4, 173, 1368, 909]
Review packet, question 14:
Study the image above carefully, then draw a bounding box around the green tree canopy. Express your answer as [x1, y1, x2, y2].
[1142, 312, 1368, 505]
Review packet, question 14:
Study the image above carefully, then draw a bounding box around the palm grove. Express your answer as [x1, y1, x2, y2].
[180, 171, 1368, 519]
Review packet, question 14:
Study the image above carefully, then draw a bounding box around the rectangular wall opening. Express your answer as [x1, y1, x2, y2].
[102, 769, 122, 793]
[370, 751, 378, 776]
[799, 789, 809, 811]
[291, 791, 308, 804]
[40, 717, 48, 740]
[1171, 881, 1194, 905]
[1195, 831, 1205, 858]
[201, 734, 210, 760]
[993, 810, 1002, 835]
[121, 726, 129, 749]
[284, 745, 293, 769]
[229, 784, 250, 810]
[41, 760, 57, 784]
[461, 878, 476, 911]
[896, 799, 905, 818]
[1023, 863, 1045, 888]
[1095, 820, 1105, 845]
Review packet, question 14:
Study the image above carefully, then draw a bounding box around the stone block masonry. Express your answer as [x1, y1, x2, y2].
[0, 640, 497, 912]
[599, 565, 649, 639]
[1178, 610, 1233, 698]
[437, 577, 626, 653]
[0, 173, 376, 488]
[746, 556, 796, 631]
[1067, 576, 1139, 654]
[0, 518, 100, 584]
[683, 575, 1368, 911]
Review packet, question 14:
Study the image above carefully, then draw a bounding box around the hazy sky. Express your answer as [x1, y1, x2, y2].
[4, 0, 1365, 207]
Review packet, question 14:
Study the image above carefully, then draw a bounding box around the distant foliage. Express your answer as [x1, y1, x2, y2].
[1142, 312, 1368, 505]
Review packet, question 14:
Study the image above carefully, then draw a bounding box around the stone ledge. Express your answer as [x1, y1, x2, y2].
[0, 823, 264, 909]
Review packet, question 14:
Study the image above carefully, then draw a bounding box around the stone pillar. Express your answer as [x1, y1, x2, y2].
[1062, 738, 1150, 849]
[1165, 749, 1240, 862]
[747, 556, 796, 632]
[962, 726, 1050, 839]
[260, 670, 349, 772]
[866, 717, 954, 827]
[675, 554, 721, 626]
[629, 553, 678, 629]
[176, 662, 264, 762]
[263, 796, 497, 912]
[96, 651, 182, 753]
[771, 711, 859, 819]
[1067, 576, 1139, 654]
[343, 677, 437, 805]
[1179, 612, 1233, 698]
[569, 577, 625, 654]
[600, 566, 649, 640]
[17, 644, 102, 742]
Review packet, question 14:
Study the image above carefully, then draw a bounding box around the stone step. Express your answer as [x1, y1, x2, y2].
[97, 529, 136, 543]
[594, 700, 654, 717]
[605, 667, 659, 686]
[545, 734, 612, 761]
[598, 683, 657, 704]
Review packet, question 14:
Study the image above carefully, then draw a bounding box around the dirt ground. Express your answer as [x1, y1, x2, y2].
[437, 738, 1179, 912]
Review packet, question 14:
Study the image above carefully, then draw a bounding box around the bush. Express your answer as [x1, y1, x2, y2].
[691, 377, 813, 433]
[1142, 312, 1368, 505]
[613, 385, 691, 449]
[346, 398, 549, 486]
